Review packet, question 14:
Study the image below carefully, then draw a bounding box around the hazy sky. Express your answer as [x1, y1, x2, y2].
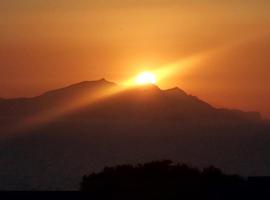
[1, 0, 270, 117]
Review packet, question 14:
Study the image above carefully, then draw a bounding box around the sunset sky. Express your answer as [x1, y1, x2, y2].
[1, 0, 270, 117]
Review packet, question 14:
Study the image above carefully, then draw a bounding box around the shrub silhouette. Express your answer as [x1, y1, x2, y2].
[80, 160, 249, 199]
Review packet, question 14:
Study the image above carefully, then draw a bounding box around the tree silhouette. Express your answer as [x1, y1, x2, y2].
[80, 160, 251, 199]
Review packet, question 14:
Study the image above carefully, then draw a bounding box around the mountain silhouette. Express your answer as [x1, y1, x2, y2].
[0, 79, 269, 190]
[0, 79, 262, 124]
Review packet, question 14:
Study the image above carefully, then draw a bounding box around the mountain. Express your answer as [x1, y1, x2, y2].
[0, 79, 269, 190]
[0, 79, 262, 124]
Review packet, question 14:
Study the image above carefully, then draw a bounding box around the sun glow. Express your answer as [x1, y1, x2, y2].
[135, 72, 157, 85]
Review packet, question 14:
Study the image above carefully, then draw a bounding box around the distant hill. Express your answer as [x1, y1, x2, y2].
[0, 79, 269, 190]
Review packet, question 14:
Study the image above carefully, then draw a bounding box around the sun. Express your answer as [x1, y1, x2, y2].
[135, 72, 157, 85]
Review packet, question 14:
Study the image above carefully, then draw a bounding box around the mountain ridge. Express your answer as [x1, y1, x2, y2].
[0, 79, 263, 122]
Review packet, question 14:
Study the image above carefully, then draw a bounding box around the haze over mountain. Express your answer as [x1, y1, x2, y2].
[0, 79, 269, 190]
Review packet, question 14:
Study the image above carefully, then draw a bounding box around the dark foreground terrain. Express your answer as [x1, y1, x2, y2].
[80, 160, 270, 199]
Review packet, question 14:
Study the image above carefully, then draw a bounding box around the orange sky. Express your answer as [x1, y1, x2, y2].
[1, 0, 270, 118]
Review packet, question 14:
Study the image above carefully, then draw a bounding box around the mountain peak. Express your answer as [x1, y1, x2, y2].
[97, 78, 113, 84]
[41, 79, 116, 98]
[164, 87, 187, 96]
[73, 78, 116, 87]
